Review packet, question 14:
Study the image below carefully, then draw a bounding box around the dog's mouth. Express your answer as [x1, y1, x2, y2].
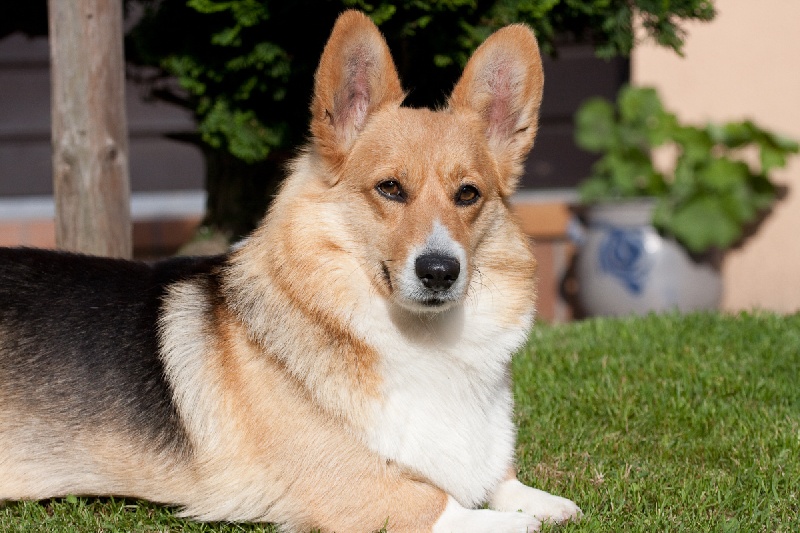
[408, 291, 463, 313]
[395, 293, 460, 314]
[419, 296, 451, 308]
[381, 259, 465, 313]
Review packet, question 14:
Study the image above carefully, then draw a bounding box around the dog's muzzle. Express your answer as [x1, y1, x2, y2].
[395, 221, 468, 311]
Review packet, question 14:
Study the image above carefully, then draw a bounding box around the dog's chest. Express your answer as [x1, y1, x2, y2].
[362, 334, 519, 507]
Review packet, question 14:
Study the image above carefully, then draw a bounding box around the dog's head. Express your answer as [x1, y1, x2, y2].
[309, 11, 543, 314]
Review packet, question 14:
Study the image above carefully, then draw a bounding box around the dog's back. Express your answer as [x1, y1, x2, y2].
[0, 249, 222, 500]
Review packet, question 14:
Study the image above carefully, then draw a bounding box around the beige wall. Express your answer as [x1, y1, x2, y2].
[632, 0, 800, 313]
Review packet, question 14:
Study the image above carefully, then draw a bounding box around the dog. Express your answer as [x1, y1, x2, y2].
[0, 10, 581, 532]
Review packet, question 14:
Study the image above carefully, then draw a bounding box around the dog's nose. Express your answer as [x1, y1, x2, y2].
[415, 254, 460, 292]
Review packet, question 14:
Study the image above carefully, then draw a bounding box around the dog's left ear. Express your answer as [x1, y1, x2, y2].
[448, 24, 544, 197]
[310, 10, 404, 177]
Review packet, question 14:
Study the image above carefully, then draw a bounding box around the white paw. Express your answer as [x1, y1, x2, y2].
[489, 479, 582, 524]
[433, 496, 541, 533]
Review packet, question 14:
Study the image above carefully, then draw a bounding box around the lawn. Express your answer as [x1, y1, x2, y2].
[2, 312, 798, 532]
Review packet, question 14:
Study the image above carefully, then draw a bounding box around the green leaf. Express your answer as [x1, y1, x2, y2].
[211, 26, 241, 47]
[644, 170, 669, 197]
[671, 156, 698, 200]
[579, 176, 614, 203]
[696, 158, 749, 193]
[673, 125, 713, 165]
[748, 173, 778, 211]
[760, 145, 787, 174]
[707, 121, 754, 148]
[366, 4, 397, 26]
[187, 0, 232, 15]
[618, 86, 663, 125]
[230, 0, 269, 27]
[198, 100, 280, 163]
[666, 197, 742, 252]
[771, 133, 800, 152]
[575, 98, 616, 152]
[720, 187, 757, 224]
[617, 122, 650, 151]
[594, 148, 657, 197]
[609, 86, 676, 148]
[651, 197, 673, 230]
[433, 54, 453, 67]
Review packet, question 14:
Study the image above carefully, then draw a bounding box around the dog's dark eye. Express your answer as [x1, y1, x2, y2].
[376, 180, 406, 202]
[455, 184, 480, 206]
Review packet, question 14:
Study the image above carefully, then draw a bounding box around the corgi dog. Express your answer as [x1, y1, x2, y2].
[0, 10, 581, 532]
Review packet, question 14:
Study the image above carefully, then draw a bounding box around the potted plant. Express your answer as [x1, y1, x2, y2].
[570, 85, 798, 316]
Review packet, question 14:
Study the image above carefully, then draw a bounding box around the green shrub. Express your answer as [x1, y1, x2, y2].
[575, 86, 799, 253]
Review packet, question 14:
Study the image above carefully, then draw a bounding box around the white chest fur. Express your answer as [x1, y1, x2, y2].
[358, 302, 531, 507]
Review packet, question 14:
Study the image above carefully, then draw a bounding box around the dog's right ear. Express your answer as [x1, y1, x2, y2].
[310, 10, 404, 178]
[448, 24, 544, 197]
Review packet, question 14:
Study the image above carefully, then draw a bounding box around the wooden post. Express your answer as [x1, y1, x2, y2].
[48, 0, 132, 258]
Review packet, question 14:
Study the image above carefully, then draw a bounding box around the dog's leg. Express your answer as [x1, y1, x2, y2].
[488, 470, 582, 525]
[432, 495, 540, 533]
[296, 473, 540, 533]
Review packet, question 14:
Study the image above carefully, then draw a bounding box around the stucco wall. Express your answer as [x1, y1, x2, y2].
[632, 0, 800, 313]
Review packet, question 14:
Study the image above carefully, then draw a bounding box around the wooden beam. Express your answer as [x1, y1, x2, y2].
[48, 0, 132, 258]
[512, 201, 572, 239]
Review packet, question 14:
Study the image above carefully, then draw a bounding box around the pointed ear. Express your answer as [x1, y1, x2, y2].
[310, 10, 404, 174]
[448, 24, 544, 196]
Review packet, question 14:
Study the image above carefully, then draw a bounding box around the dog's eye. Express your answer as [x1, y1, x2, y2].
[455, 184, 480, 206]
[376, 180, 406, 202]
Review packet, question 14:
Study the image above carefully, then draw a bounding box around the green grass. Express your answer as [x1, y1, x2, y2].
[515, 312, 800, 532]
[2, 312, 798, 532]
[0, 497, 277, 533]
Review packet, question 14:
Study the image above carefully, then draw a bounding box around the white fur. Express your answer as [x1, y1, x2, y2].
[433, 496, 540, 533]
[490, 478, 582, 524]
[158, 281, 222, 453]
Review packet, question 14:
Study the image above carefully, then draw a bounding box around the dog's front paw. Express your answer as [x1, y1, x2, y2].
[489, 479, 582, 524]
[433, 496, 541, 533]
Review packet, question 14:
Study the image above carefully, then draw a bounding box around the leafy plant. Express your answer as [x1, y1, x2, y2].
[575, 85, 799, 253]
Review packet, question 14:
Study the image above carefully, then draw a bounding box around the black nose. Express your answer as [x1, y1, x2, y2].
[415, 253, 460, 292]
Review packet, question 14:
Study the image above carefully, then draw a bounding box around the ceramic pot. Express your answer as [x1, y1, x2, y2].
[573, 200, 722, 316]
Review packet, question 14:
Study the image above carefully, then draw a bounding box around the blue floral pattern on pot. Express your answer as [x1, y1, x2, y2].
[598, 227, 652, 295]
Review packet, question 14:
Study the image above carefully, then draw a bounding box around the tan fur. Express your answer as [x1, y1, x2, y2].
[0, 389, 193, 506]
[0, 10, 566, 532]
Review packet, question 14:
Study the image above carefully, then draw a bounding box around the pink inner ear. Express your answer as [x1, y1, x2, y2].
[485, 59, 519, 141]
[335, 49, 373, 135]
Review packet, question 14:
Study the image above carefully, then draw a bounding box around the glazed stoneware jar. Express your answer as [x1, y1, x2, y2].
[573, 200, 722, 316]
